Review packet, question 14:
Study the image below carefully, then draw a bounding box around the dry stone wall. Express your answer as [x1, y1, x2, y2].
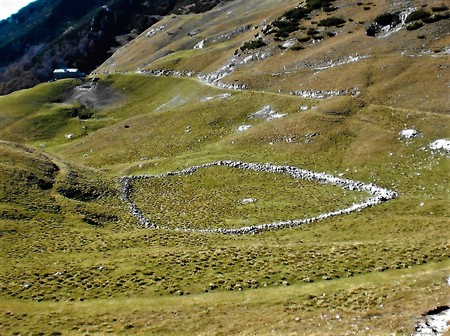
[120, 161, 397, 235]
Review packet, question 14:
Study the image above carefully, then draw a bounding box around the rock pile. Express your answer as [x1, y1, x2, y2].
[290, 88, 361, 99]
[194, 25, 252, 49]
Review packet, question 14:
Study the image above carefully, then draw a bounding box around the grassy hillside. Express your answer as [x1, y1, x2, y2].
[97, 0, 450, 113]
[0, 72, 448, 335]
[0, 0, 449, 334]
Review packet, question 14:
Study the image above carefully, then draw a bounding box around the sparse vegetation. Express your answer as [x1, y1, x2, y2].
[264, 0, 340, 39]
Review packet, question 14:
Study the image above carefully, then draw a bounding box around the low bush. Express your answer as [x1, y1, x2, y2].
[431, 4, 449, 12]
[405, 9, 431, 23]
[274, 22, 300, 38]
[374, 12, 399, 26]
[284, 7, 310, 21]
[291, 45, 304, 51]
[240, 39, 267, 51]
[422, 15, 442, 23]
[406, 22, 424, 31]
[317, 17, 346, 27]
[306, 0, 335, 10]
[297, 36, 311, 42]
[306, 28, 320, 36]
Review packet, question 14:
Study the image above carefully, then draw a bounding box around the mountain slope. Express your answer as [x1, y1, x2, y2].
[0, 71, 449, 336]
[96, 0, 449, 112]
[0, 0, 449, 335]
[0, 0, 233, 95]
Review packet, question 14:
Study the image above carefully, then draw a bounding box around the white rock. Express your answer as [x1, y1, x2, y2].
[250, 105, 286, 121]
[237, 125, 252, 132]
[241, 198, 256, 204]
[194, 39, 205, 49]
[282, 38, 297, 49]
[429, 139, 450, 152]
[399, 129, 420, 139]
[414, 308, 450, 336]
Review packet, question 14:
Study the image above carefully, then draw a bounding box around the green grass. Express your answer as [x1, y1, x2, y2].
[0, 70, 448, 335]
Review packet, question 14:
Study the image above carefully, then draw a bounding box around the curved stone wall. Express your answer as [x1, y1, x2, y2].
[120, 161, 398, 235]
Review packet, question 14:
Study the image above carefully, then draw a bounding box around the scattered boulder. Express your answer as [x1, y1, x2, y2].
[428, 139, 450, 154]
[399, 129, 420, 140]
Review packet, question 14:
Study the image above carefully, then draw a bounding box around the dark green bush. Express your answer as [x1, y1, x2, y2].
[374, 13, 399, 26]
[240, 38, 267, 51]
[291, 45, 305, 51]
[273, 20, 300, 37]
[422, 15, 442, 23]
[436, 12, 450, 19]
[431, 5, 449, 12]
[405, 9, 431, 23]
[297, 36, 311, 42]
[317, 17, 346, 27]
[306, 28, 320, 36]
[284, 7, 310, 20]
[273, 19, 295, 29]
[306, 0, 335, 10]
[406, 21, 424, 31]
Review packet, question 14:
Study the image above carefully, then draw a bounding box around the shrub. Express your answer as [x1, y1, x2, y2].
[436, 12, 450, 19]
[405, 9, 431, 23]
[274, 19, 299, 30]
[317, 17, 346, 27]
[284, 7, 310, 20]
[431, 5, 449, 12]
[306, 0, 335, 10]
[297, 35, 311, 42]
[422, 15, 442, 23]
[374, 12, 399, 26]
[291, 45, 305, 51]
[273, 21, 300, 38]
[274, 30, 290, 38]
[406, 22, 424, 31]
[306, 28, 320, 36]
[240, 38, 267, 51]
